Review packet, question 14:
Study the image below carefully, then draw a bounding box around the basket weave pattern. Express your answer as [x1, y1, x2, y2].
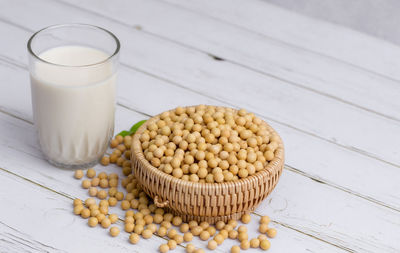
[131, 108, 284, 223]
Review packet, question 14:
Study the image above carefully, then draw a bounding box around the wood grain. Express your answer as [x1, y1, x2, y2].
[0, 64, 398, 251]
[63, 0, 400, 123]
[0, 169, 165, 253]
[0, 42, 347, 251]
[0, 105, 347, 252]
[0, 0, 399, 251]
[164, 0, 400, 82]
[0, 20, 399, 215]
[1, 0, 399, 169]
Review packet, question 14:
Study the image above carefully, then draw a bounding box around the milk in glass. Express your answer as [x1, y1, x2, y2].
[30, 46, 116, 167]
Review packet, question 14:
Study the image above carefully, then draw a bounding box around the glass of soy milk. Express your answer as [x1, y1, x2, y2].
[27, 24, 120, 169]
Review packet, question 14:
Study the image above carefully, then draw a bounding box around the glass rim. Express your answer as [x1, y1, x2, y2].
[27, 23, 120, 68]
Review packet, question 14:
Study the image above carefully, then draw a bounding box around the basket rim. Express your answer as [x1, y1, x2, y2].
[131, 105, 284, 191]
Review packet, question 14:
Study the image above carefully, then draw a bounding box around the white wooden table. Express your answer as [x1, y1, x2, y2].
[0, 0, 399, 252]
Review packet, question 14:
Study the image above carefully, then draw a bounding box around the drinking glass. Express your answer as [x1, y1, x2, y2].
[27, 24, 120, 169]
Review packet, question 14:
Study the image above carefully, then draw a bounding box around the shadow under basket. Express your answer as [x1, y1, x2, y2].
[131, 107, 284, 224]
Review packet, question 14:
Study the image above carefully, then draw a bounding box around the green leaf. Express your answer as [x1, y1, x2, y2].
[116, 130, 130, 137]
[129, 120, 147, 134]
[116, 120, 147, 137]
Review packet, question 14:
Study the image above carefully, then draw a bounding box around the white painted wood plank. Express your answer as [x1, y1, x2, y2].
[1, 0, 399, 169]
[56, 0, 400, 122]
[0, 167, 345, 253]
[1, 21, 400, 217]
[0, 106, 398, 252]
[0, 59, 397, 252]
[0, 53, 342, 251]
[0, 6, 398, 251]
[0, 170, 163, 253]
[255, 171, 400, 252]
[0, 100, 346, 252]
[163, 0, 400, 82]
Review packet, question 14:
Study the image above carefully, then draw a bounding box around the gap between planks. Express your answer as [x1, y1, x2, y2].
[0, 14, 400, 171]
[0, 163, 350, 253]
[0, 166, 185, 250]
[160, 0, 400, 86]
[284, 165, 400, 213]
[0, 66, 398, 218]
[0, 164, 351, 253]
[0, 43, 399, 214]
[0, 11, 396, 249]
[54, 0, 400, 124]
[272, 220, 354, 253]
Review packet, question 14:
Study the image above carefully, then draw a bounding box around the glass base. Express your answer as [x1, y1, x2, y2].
[46, 157, 100, 170]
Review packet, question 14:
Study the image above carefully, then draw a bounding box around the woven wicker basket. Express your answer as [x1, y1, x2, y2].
[131, 106, 284, 223]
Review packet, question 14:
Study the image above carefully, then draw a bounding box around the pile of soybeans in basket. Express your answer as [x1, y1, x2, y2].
[72, 107, 278, 252]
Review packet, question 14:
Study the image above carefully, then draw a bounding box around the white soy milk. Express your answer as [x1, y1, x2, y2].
[30, 46, 116, 167]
